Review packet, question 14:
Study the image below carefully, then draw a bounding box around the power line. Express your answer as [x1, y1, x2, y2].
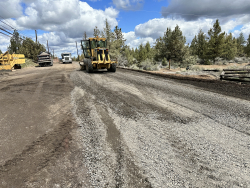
[0, 31, 11, 38]
[0, 27, 13, 35]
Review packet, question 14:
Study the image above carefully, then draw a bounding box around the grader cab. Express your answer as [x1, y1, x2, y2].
[79, 37, 117, 73]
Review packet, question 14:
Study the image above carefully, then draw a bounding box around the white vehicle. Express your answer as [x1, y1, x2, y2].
[61, 53, 72, 64]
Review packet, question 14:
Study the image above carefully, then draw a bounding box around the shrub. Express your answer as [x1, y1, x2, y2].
[140, 59, 159, 71]
[162, 57, 167, 66]
[129, 64, 140, 70]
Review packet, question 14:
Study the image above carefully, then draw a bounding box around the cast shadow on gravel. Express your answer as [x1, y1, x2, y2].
[77, 70, 116, 74]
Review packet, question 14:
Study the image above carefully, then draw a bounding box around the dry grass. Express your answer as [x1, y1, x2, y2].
[21, 58, 37, 68]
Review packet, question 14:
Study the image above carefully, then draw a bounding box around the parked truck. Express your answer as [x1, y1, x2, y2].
[61, 53, 72, 64]
[37, 51, 53, 67]
[79, 36, 117, 73]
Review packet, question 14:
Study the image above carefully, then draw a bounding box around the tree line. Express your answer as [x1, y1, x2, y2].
[88, 19, 250, 69]
[3, 19, 250, 67]
[2, 30, 46, 61]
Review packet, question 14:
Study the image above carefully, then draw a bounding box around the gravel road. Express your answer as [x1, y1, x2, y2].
[71, 67, 250, 187]
[0, 62, 249, 187]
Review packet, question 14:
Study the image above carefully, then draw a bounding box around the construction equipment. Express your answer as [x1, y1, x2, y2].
[61, 53, 72, 64]
[79, 37, 117, 73]
[0, 51, 25, 71]
[37, 51, 53, 67]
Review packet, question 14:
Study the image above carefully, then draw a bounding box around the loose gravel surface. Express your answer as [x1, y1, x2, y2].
[0, 62, 250, 187]
[71, 68, 250, 187]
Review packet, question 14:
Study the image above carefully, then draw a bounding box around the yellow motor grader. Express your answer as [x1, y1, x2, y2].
[0, 51, 25, 71]
[79, 37, 117, 73]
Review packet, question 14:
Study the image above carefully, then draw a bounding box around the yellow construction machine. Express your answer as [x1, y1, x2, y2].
[79, 37, 117, 73]
[0, 51, 25, 70]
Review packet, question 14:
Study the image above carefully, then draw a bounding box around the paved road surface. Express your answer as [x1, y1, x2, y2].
[0, 62, 250, 187]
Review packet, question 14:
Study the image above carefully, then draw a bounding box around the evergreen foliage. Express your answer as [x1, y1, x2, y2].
[8, 30, 46, 61]
[245, 34, 250, 57]
[221, 33, 237, 60]
[237, 32, 246, 56]
[93, 26, 100, 38]
[8, 30, 22, 54]
[206, 19, 225, 63]
[154, 25, 187, 65]
[0, 49, 2, 54]
[19, 37, 46, 61]
[196, 29, 208, 60]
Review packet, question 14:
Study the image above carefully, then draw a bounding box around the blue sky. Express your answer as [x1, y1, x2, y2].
[0, 0, 250, 57]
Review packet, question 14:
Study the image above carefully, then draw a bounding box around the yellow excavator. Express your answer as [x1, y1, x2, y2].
[0, 51, 25, 70]
[79, 36, 117, 73]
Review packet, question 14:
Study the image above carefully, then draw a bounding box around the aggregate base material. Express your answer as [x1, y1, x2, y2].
[0, 62, 249, 187]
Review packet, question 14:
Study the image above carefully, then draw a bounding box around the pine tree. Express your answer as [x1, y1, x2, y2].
[206, 19, 225, 63]
[237, 32, 245, 56]
[154, 37, 164, 61]
[221, 33, 237, 60]
[103, 19, 113, 49]
[83, 31, 87, 40]
[93, 26, 100, 37]
[245, 34, 250, 57]
[196, 29, 208, 60]
[8, 30, 22, 54]
[164, 25, 186, 62]
[190, 35, 198, 55]
[19, 37, 46, 61]
[0, 49, 2, 54]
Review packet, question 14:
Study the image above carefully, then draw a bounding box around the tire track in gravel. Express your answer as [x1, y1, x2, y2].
[105, 69, 250, 136]
[71, 69, 250, 187]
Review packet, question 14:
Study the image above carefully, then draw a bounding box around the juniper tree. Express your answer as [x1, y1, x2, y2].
[164, 25, 186, 62]
[24, 39, 45, 61]
[237, 32, 246, 56]
[83, 31, 88, 40]
[197, 29, 208, 60]
[190, 35, 198, 55]
[221, 33, 237, 60]
[103, 19, 113, 49]
[206, 19, 225, 63]
[93, 26, 100, 38]
[8, 30, 22, 54]
[245, 34, 250, 57]
[154, 37, 164, 61]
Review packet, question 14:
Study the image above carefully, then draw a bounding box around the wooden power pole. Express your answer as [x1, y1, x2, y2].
[47, 40, 49, 53]
[35, 30, 37, 43]
[76, 41, 79, 60]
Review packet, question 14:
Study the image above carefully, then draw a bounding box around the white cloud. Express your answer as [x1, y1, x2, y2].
[134, 18, 215, 44]
[161, 0, 250, 21]
[0, 0, 23, 19]
[0, 35, 10, 53]
[133, 16, 250, 46]
[112, 0, 143, 10]
[123, 31, 155, 49]
[15, 1, 118, 38]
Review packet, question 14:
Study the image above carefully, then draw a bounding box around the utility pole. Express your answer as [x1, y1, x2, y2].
[53, 49, 54, 59]
[35, 30, 37, 43]
[76, 41, 79, 60]
[47, 40, 49, 53]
